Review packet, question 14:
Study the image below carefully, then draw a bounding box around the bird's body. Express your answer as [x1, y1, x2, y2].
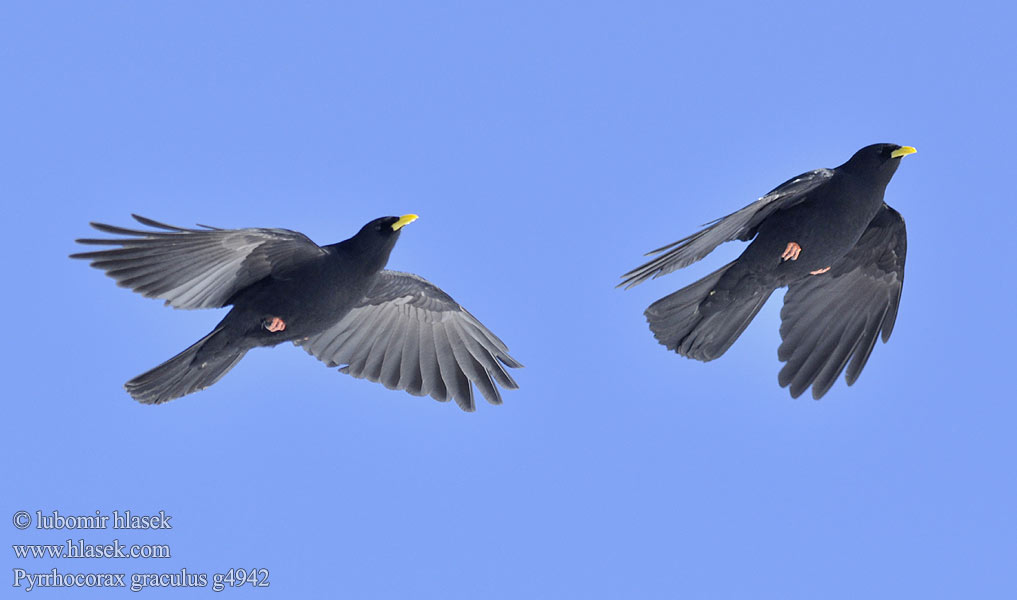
[746, 174, 880, 278]
[224, 236, 393, 344]
[73, 215, 521, 410]
[705, 166, 890, 301]
[621, 144, 914, 398]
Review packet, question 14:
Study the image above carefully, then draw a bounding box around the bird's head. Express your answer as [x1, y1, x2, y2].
[359, 214, 419, 237]
[349, 214, 419, 262]
[842, 143, 917, 181]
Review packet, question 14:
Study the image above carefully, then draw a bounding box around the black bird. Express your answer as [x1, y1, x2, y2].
[620, 143, 915, 399]
[72, 214, 521, 411]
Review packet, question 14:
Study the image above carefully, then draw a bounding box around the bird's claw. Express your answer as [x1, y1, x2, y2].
[810, 266, 831, 275]
[781, 242, 802, 261]
[264, 317, 286, 332]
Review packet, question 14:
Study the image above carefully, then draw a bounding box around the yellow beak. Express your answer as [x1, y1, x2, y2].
[391, 214, 419, 231]
[891, 146, 917, 158]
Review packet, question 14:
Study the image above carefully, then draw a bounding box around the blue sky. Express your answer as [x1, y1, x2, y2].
[3, 2, 1015, 598]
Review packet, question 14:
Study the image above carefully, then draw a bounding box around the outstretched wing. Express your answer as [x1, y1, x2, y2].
[777, 204, 907, 399]
[620, 168, 834, 288]
[71, 214, 327, 309]
[297, 270, 522, 412]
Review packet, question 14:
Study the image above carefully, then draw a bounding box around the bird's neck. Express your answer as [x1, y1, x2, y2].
[326, 239, 395, 274]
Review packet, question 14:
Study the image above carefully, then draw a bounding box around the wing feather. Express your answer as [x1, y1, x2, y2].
[777, 204, 907, 399]
[620, 169, 834, 288]
[71, 214, 327, 309]
[297, 270, 521, 411]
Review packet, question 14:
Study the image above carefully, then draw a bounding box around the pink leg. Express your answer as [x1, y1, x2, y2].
[781, 242, 802, 261]
[264, 317, 286, 332]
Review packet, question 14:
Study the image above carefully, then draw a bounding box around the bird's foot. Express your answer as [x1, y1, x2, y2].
[264, 317, 286, 332]
[810, 266, 831, 275]
[781, 242, 802, 261]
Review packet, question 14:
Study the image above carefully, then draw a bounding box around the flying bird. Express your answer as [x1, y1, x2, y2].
[620, 143, 915, 399]
[72, 214, 521, 411]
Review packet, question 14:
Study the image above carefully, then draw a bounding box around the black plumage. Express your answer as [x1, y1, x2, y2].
[72, 214, 521, 410]
[620, 143, 914, 399]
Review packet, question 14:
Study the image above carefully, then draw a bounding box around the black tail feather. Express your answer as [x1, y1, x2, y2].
[125, 328, 247, 404]
[645, 261, 772, 361]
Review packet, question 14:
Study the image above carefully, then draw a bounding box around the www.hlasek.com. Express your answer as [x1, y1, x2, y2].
[13, 539, 171, 559]
[11, 510, 269, 592]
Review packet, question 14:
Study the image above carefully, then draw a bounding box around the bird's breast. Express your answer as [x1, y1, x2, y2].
[738, 199, 875, 283]
[230, 261, 378, 342]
